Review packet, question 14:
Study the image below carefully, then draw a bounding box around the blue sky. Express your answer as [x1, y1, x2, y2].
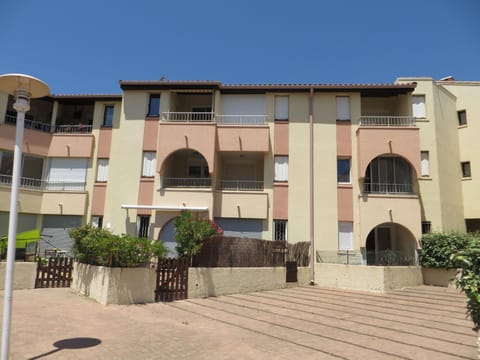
[1, 0, 479, 94]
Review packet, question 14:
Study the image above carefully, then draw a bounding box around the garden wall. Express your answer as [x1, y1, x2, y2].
[0, 262, 37, 290]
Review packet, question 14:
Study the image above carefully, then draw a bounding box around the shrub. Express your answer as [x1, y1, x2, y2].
[419, 232, 475, 269]
[70, 224, 167, 267]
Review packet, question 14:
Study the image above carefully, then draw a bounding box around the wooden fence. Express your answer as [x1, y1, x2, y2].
[155, 257, 189, 302]
[35, 257, 74, 288]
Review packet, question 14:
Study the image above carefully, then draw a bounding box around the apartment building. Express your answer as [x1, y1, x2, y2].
[0, 77, 478, 264]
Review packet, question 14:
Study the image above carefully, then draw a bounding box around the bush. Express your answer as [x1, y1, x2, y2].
[70, 224, 167, 267]
[419, 232, 475, 269]
[452, 238, 480, 331]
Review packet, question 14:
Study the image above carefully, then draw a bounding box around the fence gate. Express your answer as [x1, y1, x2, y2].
[155, 257, 189, 302]
[35, 257, 74, 288]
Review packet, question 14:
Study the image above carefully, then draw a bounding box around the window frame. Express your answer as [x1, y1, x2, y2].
[457, 110, 467, 126]
[336, 96, 351, 121]
[337, 157, 351, 184]
[137, 215, 151, 238]
[420, 151, 429, 177]
[96, 158, 109, 182]
[102, 105, 114, 127]
[273, 220, 288, 241]
[142, 152, 157, 177]
[274, 96, 289, 121]
[421, 221, 431, 234]
[412, 95, 426, 118]
[274, 156, 289, 182]
[461, 161, 471, 178]
[338, 221, 353, 251]
[147, 94, 161, 117]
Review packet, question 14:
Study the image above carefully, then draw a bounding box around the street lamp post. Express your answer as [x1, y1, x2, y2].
[0, 74, 49, 360]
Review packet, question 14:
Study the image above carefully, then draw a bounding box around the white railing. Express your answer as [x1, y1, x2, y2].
[216, 115, 267, 125]
[162, 177, 212, 188]
[161, 112, 215, 123]
[4, 114, 52, 132]
[54, 124, 92, 133]
[217, 180, 264, 191]
[363, 182, 413, 194]
[0, 174, 86, 191]
[360, 116, 416, 127]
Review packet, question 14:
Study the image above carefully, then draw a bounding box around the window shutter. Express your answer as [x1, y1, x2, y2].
[338, 222, 353, 250]
[420, 151, 429, 177]
[47, 158, 88, 190]
[96, 159, 109, 182]
[142, 152, 156, 177]
[275, 96, 289, 120]
[412, 96, 426, 118]
[274, 156, 288, 181]
[336, 97, 350, 121]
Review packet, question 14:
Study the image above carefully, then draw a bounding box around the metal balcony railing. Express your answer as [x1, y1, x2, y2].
[4, 114, 52, 132]
[217, 180, 264, 191]
[162, 177, 212, 188]
[161, 112, 215, 122]
[216, 115, 267, 125]
[54, 124, 92, 133]
[363, 182, 413, 194]
[360, 116, 416, 127]
[0, 174, 86, 191]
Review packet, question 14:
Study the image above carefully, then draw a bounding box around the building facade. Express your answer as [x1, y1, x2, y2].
[0, 77, 478, 265]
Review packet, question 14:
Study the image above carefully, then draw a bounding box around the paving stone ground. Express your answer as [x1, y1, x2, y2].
[0, 285, 477, 359]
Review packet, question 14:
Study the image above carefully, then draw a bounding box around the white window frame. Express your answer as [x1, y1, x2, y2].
[273, 220, 288, 241]
[412, 95, 426, 118]
[142, 152, 157, 177]
[96, 158, 109, 182]
[274, 156, 288, 182]
[274, 96, 289, 120]
[420, 151, 429, 177]
[338, 222, 353, 251]
[137, 215, 151, 238]
[336, 96, 350, 121]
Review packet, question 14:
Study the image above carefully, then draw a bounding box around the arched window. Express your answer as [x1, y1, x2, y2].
[364, 156, 413, 194]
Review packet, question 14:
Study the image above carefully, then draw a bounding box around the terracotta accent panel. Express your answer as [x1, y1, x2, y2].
[157, 123, 216, 172]
[143, 118, 159, 151]
[217, 126, 269, 152]
[337, 186, 353, 221]
[273, 184, 288, 219]
[336, 122, 352, 157]
[137, 178, 155, 215]
[0, 125, 51, 157]
[48, 134, 94, 158]
[274, 122, 289, 155]
[97, 128, 112, 158]
[357, 127, 420, 177]
[92, 183, 107, 215]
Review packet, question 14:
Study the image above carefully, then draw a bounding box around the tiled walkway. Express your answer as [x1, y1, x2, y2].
[0, 285, 477, 359]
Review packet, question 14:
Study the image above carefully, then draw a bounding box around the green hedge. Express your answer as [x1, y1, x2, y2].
[419, 232, 476, 269]
[70, 224, 167, 267]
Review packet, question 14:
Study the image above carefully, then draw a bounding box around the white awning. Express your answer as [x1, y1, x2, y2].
[121, 204, 208, 212]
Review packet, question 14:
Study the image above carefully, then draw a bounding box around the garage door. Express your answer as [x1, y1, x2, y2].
[41, 215, 82, 256]
[214, 218, 263, 239]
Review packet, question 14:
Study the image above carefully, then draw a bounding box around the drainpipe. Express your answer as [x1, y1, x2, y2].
[309, 87, 315, 285]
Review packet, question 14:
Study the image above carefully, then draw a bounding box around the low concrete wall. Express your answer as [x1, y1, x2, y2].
[422, 268, 458, 287]
[315, 263, 423, 292]
[72, 262, 156, 305]
[0, 262, 37, 290]
[188, 267, 288, 298]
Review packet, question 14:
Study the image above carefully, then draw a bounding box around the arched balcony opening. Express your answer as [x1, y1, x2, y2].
[160, 149, 211, 188]
[363, 156, 415, 195]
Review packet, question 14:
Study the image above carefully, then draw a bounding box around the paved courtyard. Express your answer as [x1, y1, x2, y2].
[0, 285, 477, 359]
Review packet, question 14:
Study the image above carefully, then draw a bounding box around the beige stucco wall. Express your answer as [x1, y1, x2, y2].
[41, 192, 87, 215]
[72, 262, 156, 305]
[0, 188, 42, 213]
[0, 262, 37, 290]
[314, 263, 423, 292]
[213, 191, 268, 219]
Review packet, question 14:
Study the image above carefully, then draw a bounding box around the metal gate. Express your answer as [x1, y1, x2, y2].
[35, 256, 74, 288]
[155, 257, 189, 302]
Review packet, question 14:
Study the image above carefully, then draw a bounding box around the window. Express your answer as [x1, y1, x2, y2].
[142, 152, 156, 177]
[338, 222, 353, 251]
[364, 156, 413, 193]
[103, 105, 114, 127]
[96, 159, 109, 182]
[92, 216, 103, 228]
[274, 96, 289, 120]
[137, 215, 150, 238]
[337, 158, 351, 183]
[0, 151, 14, 175]
[273, 220, 287, 241]
[336, 96, 350, 121]
[47, 158, 88, 191]
[412, 95, 426, 118]
[457, 110, 467, 126]
[274, 156, 288, 182]
[421, 221, 431, 234]
[420, 151, 429, 177]
[147, 94, 160, 117]
[461, 161, 471, 178]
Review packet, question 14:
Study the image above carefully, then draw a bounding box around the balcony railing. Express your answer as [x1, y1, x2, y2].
[54, 124, 92, 133]
[216, 115, 267, 125]
[363, 182, 413, 194]
[4, 114, 51, 132]
[161, 112, 215, 123]
[0, 174, 86, 191]
[162, 177, 212, 188]
[217, 180, 264, 191]
[360, 116, 416, 127]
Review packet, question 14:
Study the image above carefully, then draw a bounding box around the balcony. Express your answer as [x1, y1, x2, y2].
[54, 124, 92, 133]
[360, 116, 416, 127]
[216, 115, 267, 126]
[4, 114, 51, 132]
[217, 180, 264, 191]
[0, 174, 86, 192]
[363, 182, 413, 195]
[161, 177, 211, 188]
[161, 112, 215, 123]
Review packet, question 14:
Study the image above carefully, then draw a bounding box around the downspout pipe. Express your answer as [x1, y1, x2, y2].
[309, 87, 315, 285]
